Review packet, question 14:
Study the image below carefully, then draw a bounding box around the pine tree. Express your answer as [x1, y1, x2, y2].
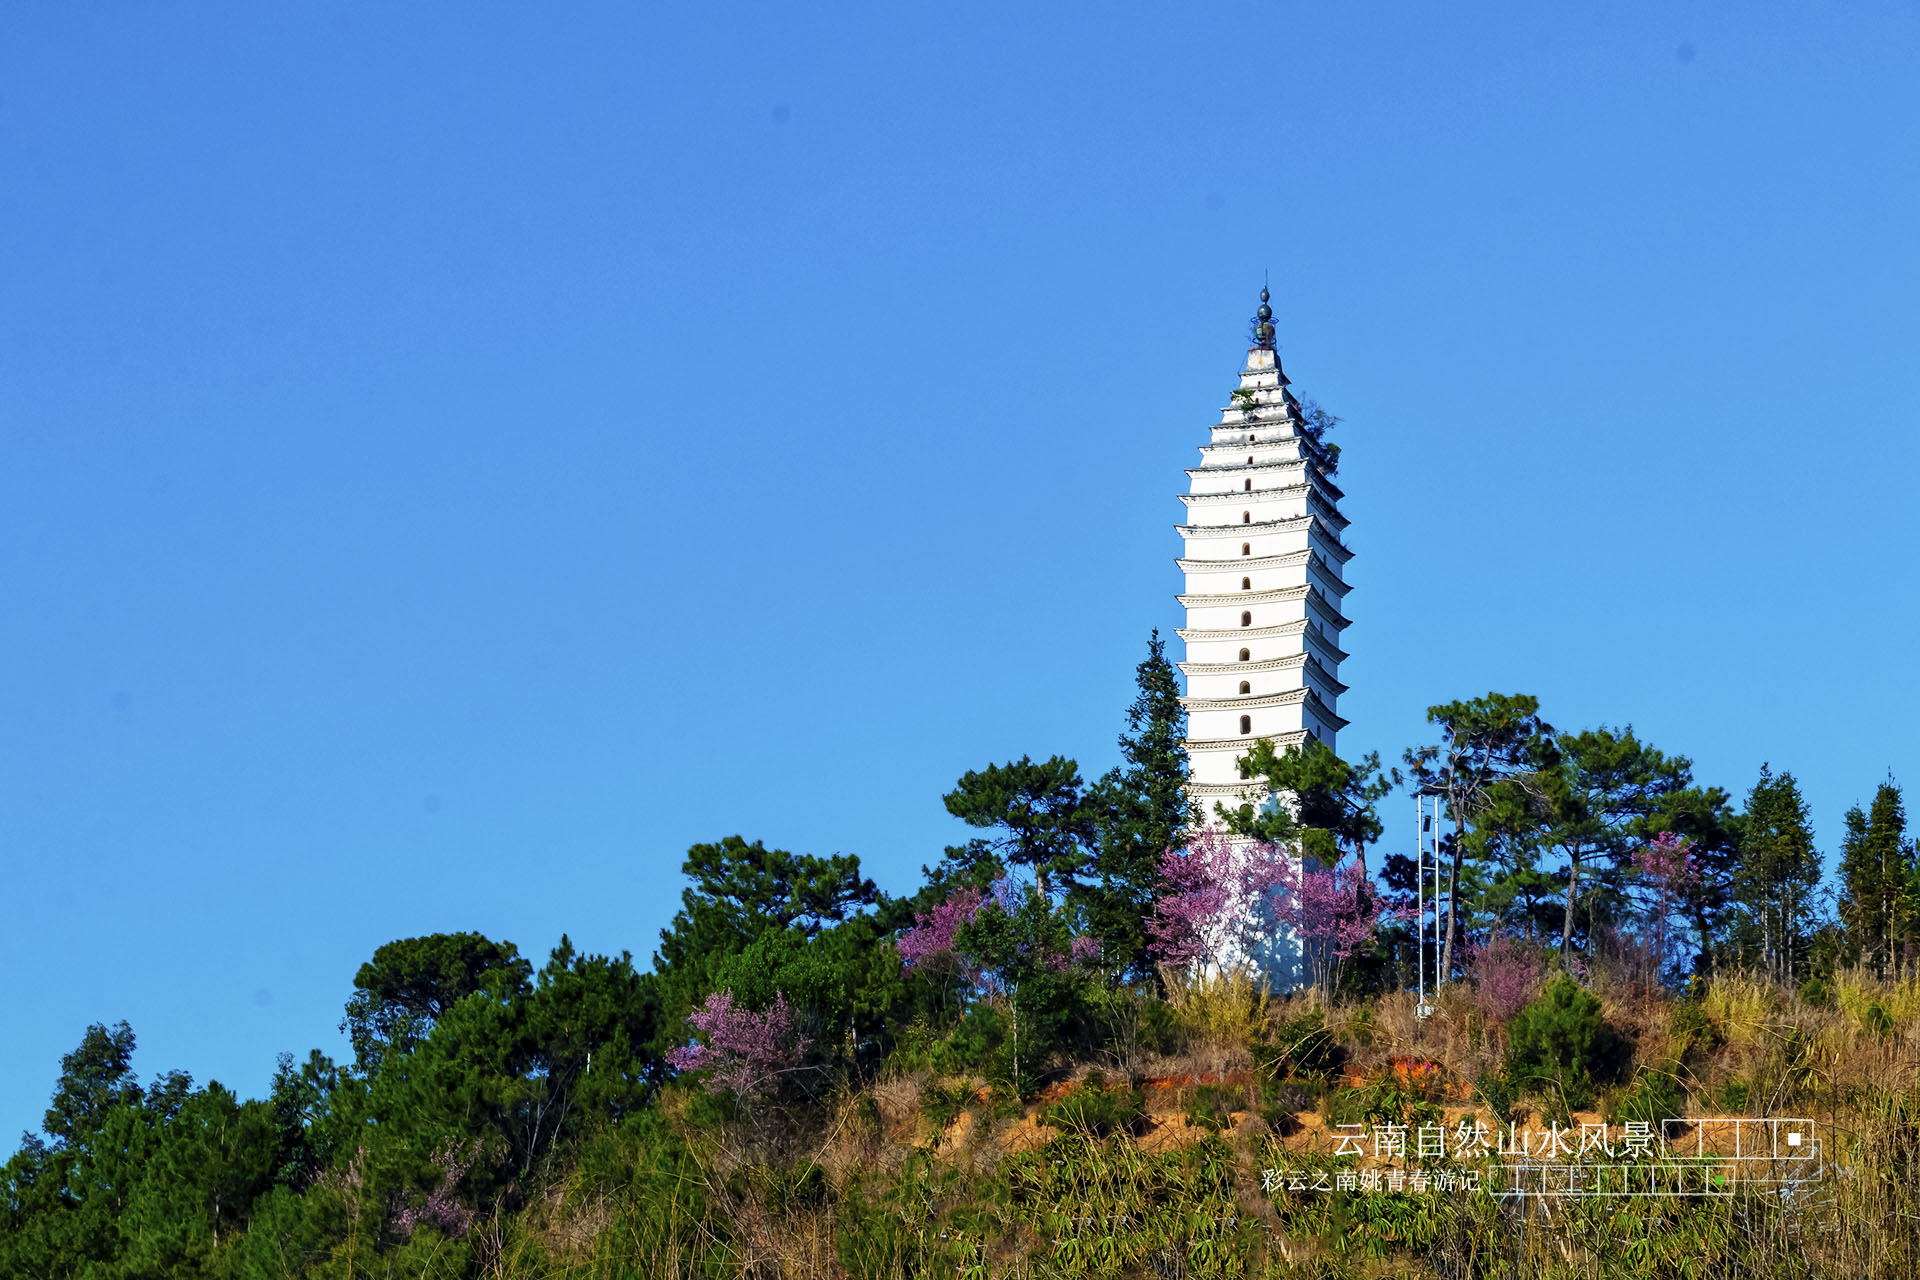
[1838, 779, 1913, 977]
[1732, 766, 1821, 985]
[1085, 630, 1189, 981]
[1403, 693, 1558, 984]
[1837, 802, 1877, 969]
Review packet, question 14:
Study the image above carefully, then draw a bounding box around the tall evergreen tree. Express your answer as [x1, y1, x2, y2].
[944, 755, 1093, 904]
[1403, 693, 1559, 983]
[1838, 778, 1913, 977]
[1731, 765, 1822, 984]
[1540, 727, 1696, 956]
[1220, 737, 1396, 876]
[1085, 631, 1189, 981]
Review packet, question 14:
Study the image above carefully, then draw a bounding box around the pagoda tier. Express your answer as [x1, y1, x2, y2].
[1177, 300, 1352, 836]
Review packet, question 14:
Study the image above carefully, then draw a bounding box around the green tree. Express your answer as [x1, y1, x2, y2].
[1838, 778, 1914, 977]
[652, 835, 878, 1034]
[42, 1019, 142, 1146]
[1541, 727, 1696, 957]
[341, 931, 534, 1073]
[334, 935, 662, 1204]
[267, 1049, 339, 1189]
[707, 915, 911, 1077]
[1219, 737, 1396, 874]
[1085, 630, 1190, 980]
[944, 754, 1094, 903]
[1731, 765, 1822, 985]
[1403, 693, 1559, 983]
[952, 885, 1095, 1092]
[1648, 783, 1740, 972]
[2, 1025, 278, 1280]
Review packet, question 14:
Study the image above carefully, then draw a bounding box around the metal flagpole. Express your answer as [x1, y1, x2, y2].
[1416, 792, 1425, 1012]
[1415, 789, 1439, 1017]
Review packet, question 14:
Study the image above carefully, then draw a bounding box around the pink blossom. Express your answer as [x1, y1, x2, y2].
[1632, 832, 1697, 977]
[897, 886, 987, 971]
[1147, 829, 1293, 970]
[1046, 933, 1104, 973]
[1466, 934, 1547, 1020]
[666, 990, 810, 1100]
[395, 1138, 478, 1240]
[1286, 860, 1385, 961]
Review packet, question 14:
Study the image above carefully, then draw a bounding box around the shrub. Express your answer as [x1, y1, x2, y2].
[1167, 970, 1269, 1063]
[1470, 935, 1548, 1022]
[1040, 1084, 1145, 1137]
[948, 1003, 1007, 1069]
[1798, 976, 1832, 1008]
[1701, 974, 1776, 1047]
[1504, 973, 1626, 1104]
[1668, 999, 1722, 1062]
[1609, 1065, 1683, 1127]
[1474, 1072, 1518, 1125]
[1266, 1009, 1345, 1080]
[1186, 1083, 1245, 1132]
[919, 1079, 971, 1131]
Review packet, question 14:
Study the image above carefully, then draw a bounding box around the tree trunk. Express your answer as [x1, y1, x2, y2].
[1561, 851, 1579, 955]
[1440, 803, 1464, 984]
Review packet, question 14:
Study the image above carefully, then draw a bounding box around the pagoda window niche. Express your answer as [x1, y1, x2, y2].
[1239, 681, 1251, 694]
[1242, 511, 1251, 524]
[1241, 577, 1251, 589]
[1240, 611, 1252, 627]
[1239, 715, 1252, 735]
[1241, 543, 1250, 555]
[1238, 648, 1250, 661]
[1244, 479, 1252, 491]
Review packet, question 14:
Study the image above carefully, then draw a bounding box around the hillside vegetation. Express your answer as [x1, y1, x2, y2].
[6, 636, 1919, 1278]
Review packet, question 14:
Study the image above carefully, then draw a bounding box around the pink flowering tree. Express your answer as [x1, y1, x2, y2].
[665, 990, 811, 1106]
[1150, 829, 1402, 1001]
[1464, 933, 1548, 1021]
[1147, 829, 1295, 975]
[897, 885, 989, 1016]
[1281, 859, 1398, 1003]
[1631, 832, 1698, 983]
[899, 879, 1103, 1015]
[395, 1138, 479, 1240]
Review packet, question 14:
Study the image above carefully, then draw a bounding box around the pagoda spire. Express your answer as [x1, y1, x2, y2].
[1251, 284, 1275, 349]
[1248, 282, 1290, 385]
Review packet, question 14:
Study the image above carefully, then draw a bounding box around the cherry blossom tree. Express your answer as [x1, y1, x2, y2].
[1632, 831, 1698, 983]
[1147, 829, 1294, 975]
[665, 990, 810, 1104]
[395, 1138, 479, 1240]
[1285, 858, 1393, 1001]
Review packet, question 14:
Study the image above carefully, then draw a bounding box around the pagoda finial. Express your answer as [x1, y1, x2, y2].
[1251, 282, 1275, 349]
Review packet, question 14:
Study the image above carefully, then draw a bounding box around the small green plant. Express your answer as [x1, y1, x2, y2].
[1040, 1083, 1145, 1137]
[1864, 1001, 1894, 1038]
[1267, 1008, 1345, 1079]
[919, 1078, 971, 1131]
[1186, 1083, 1244, 1132]
[1474, 1072, 1518, 1125]
[1609, 1064, 1683, 1126]
[1669, 998, 1723, 1062]
[1798, 975, 1833, 1007]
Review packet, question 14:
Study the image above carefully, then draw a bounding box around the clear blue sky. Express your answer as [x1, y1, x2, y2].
[4, 4, 1916, 1144]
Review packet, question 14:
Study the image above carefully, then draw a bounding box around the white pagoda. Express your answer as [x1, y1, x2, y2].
[1174, 289, 1352, 985]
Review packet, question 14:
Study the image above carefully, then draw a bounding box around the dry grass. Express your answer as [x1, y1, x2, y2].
[1163, 969, 1268, 1073]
